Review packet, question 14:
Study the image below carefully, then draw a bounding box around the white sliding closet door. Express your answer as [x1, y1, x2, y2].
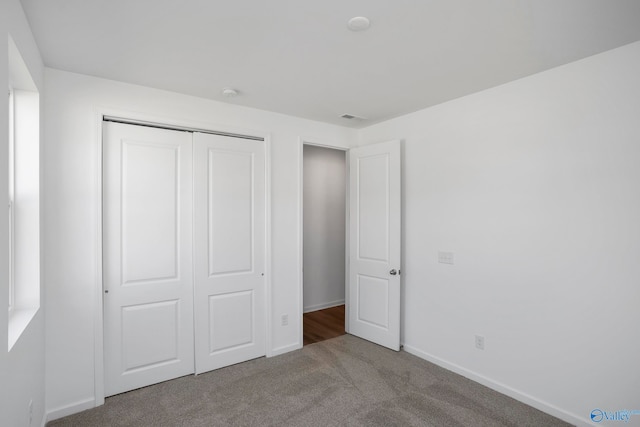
[103, 122, 194, 396]
[193, 132, 266, 374]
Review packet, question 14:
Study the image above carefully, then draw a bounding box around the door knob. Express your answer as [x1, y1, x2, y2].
[389, 269, 398, 276]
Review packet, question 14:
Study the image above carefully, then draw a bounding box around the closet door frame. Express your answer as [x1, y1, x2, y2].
[92, 108, 272, 408]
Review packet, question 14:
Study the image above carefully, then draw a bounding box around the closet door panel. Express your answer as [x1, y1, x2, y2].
[103, 122, 194, 396]
[193, 132, 266, 374]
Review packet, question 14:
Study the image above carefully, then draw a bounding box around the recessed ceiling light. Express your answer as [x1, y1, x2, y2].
[347, 16, 370, 32]
[221, 87, 239, 97]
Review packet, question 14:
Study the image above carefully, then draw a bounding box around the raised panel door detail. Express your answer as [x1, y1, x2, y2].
[122, 140, 179, 284]
[357, 154, 389, 263]
[349, 140, 401, 351]
[208, 149, 253, 276]
[208, 291, 254, 353]
[104, 122, 194, 396]
[122, 300, 180, 372]
[193, 132, 265, 375]
[356, 275, 389, 329]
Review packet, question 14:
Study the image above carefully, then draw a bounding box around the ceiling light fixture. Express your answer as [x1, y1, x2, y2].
[221, 87, 239, 97]
[341, 113, 367, 121]
[347, 16, 370, 32]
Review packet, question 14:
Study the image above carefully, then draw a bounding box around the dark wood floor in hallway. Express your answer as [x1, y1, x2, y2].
[303, 304, 345, 346]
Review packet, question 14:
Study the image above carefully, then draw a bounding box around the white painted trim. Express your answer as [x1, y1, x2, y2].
[270, 342, 301, 357]
[402, 344, 588, 427]
[398, 140, 405, 344]
[92, 109, 105, 407]
[303, 299, 345, 313]
[264, 135, 273, 358]
[344, 150, 351, 334]
[301, 140, 351, 150]
[93, 106, 272, 405]
[45, 397, 96, 424]
[297, 139, 304, 350]
[298, 138, 350, 349]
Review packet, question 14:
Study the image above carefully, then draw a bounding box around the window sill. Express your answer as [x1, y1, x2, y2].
[8, 306, 39, 351]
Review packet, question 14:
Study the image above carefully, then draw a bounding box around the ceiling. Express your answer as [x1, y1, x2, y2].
[19, 0, 640, 128]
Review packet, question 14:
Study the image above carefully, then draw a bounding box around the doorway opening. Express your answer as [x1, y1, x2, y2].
[302, 144, 347, 345]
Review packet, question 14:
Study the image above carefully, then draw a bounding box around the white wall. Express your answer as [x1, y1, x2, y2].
[43, 68, 358, 418]
[0, 0, 46, 426]
[36, 23, 640, 426]
[303, 145, 346, 312]
[359, 41, 640, 426]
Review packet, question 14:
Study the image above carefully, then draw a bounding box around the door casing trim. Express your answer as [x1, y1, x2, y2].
[297, 137, 351, 350]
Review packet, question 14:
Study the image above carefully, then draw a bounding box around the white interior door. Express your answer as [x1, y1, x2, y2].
[348, 140, 401, 351]
[103, 122, 194, 396]
[193, 132, 266, 374]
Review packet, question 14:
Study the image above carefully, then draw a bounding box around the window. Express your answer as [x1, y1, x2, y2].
[7, 35, 40, 350]
[8, 87, 15, 313]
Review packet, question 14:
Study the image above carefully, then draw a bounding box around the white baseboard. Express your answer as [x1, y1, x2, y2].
[269, 342, 301, 357]
[402, 344, 588, 427]
[303, 299, 345, 313]
[270, 342, 301, 357]
[45, 397, 96, 423]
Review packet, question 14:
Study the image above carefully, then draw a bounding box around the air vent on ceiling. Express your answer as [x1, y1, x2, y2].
[341, 113, 367, 121]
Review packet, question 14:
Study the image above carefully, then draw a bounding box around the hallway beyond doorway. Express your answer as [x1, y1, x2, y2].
[303, 305, 345, 346]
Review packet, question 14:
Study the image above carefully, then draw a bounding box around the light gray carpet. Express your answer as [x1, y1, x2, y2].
[48, 335, 572, 426]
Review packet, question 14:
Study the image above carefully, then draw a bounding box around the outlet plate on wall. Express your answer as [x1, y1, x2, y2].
[475, 335, 485, 350]
[438, 251, 454, 265]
